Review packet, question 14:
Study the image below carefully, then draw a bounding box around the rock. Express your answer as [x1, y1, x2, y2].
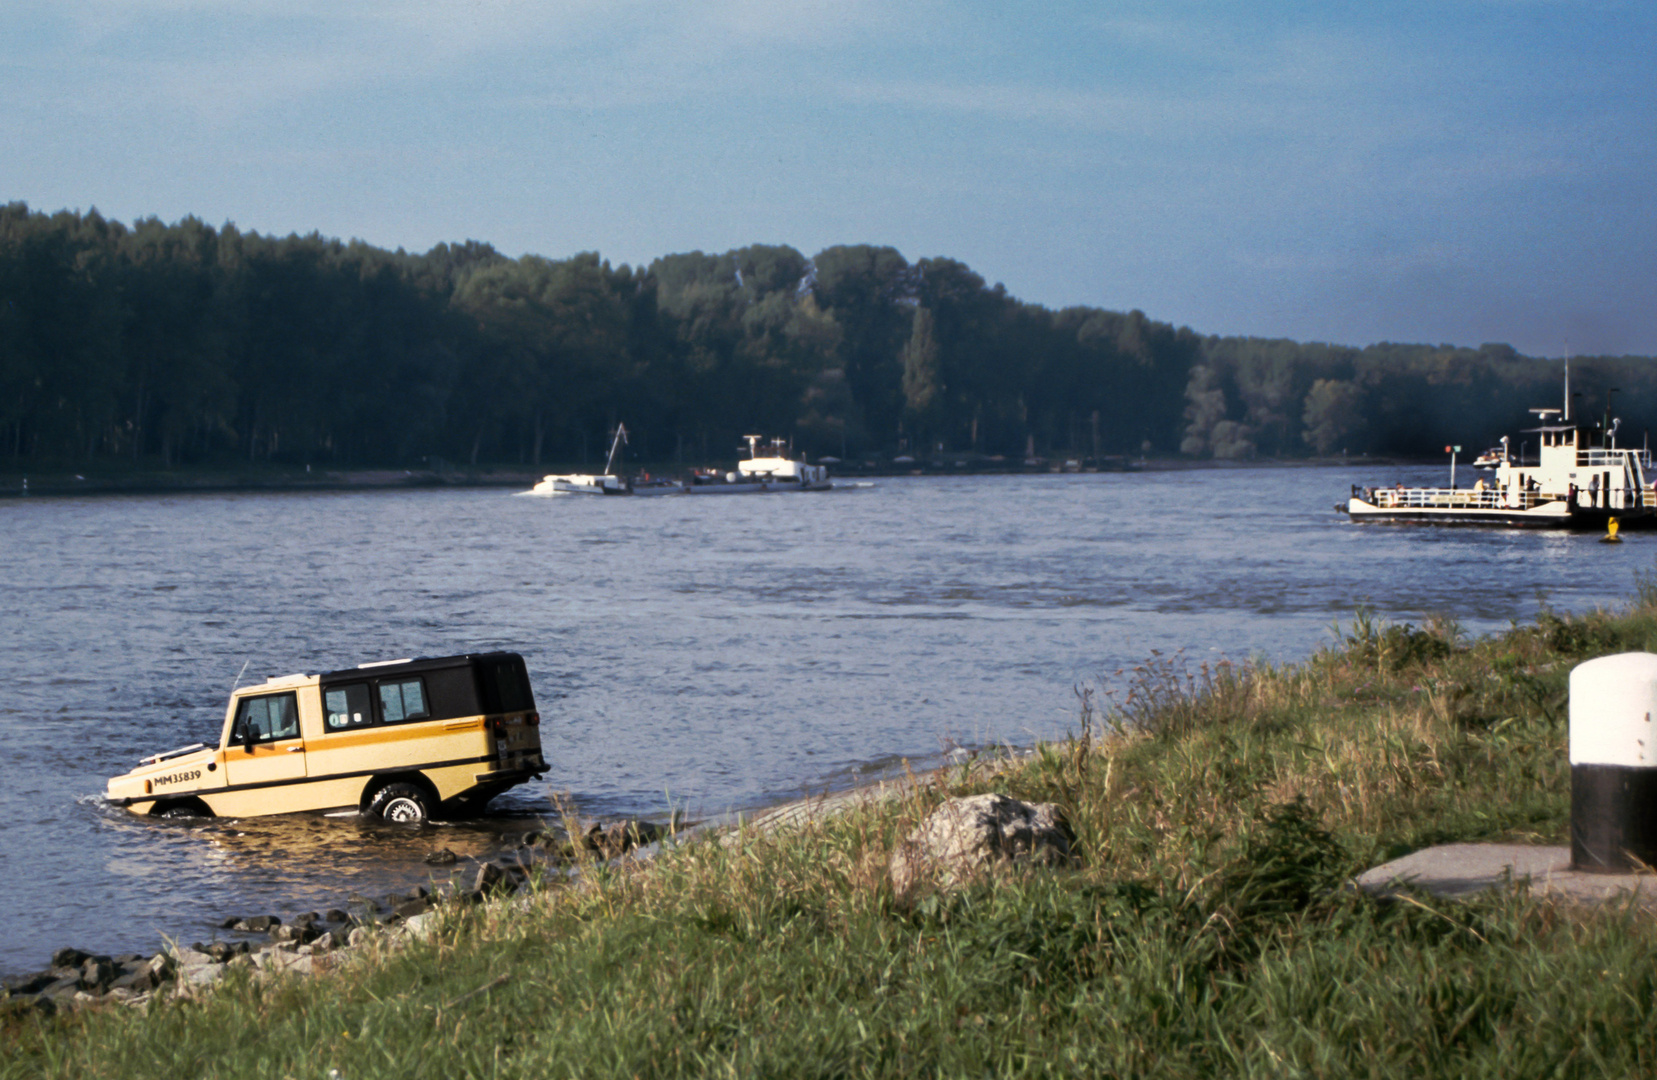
[80, 957, 118, 991]
[51, 947, 91, 969]
[109, 968, 156, 994]
[233, 915, 281, 932]
[253, 951, 313, 977]
[0, 993, 56, 1018]
[171, 946, 219, 968]
[42, 976, 80, 999]
[473, 863, 507, 893]
[219, 917, 242, 930]
[403, 912, 439, 940]
[346, 926, 371, 949]
[2, 971, 55, 995]
[888, 793, 1075, 900]
[292, 912, 320, 930]
[180, 961, 226, 987]
[585, 820, 667, 860]
[269, 924, 317, 944]
[424, 848, 458, 865]
[324, 909, 350, 924]
[393, 898, 430, 920]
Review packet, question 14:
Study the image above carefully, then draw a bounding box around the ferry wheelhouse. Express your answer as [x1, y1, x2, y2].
[1343, 403, 1654, 529]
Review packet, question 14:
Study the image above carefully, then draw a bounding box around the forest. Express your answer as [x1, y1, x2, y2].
[3, 202, 1653, 472]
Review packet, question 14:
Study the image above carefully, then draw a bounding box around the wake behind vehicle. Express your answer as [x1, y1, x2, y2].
[106, 652, 547, 823]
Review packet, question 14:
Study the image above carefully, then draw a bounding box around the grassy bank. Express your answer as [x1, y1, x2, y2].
[10, 590, 1657, 1077]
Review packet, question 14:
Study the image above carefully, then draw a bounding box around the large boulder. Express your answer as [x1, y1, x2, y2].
[889, 793, 1075, 900]
[584, 820, 666, 860]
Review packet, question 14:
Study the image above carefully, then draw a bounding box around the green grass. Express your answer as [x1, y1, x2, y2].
[12, 590, 1657, 1077]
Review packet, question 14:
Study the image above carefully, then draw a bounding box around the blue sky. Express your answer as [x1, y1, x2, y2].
[6, 0, 1654, 356]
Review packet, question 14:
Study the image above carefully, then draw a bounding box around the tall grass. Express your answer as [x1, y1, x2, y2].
[12, 587, 1657, 1077]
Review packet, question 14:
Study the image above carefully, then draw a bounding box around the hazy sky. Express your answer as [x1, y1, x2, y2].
[7, 1, 1654, 356]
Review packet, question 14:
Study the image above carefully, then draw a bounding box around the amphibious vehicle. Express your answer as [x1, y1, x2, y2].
[106, 652, 546, 823]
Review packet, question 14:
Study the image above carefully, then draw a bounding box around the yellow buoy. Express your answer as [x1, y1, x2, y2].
[1602, 517, 1623, 544]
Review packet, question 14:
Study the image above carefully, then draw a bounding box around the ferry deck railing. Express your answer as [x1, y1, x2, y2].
[1356, 485, 1650, 511]
[1577, 449, 1642, 468]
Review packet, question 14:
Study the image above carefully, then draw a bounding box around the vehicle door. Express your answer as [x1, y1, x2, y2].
[224, 691, 307, 787]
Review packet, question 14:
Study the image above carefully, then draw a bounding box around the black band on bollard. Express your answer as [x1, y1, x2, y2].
[1570, 763, 1657, 873]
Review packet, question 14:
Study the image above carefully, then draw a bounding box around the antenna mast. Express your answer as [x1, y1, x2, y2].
[604, 423, 628, 475]
[1563, 346, 1571, 422]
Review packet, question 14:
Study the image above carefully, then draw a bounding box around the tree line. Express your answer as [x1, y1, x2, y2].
[2, 203, 1651, 471]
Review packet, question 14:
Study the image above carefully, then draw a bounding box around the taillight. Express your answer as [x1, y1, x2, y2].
[527, 712, 540, 727]
[488, 716, 504, 734]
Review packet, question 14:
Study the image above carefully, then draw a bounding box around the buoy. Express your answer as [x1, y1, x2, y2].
[1601, 517, 1623, 544]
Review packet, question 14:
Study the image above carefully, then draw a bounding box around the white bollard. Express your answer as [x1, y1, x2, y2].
[1569, 652, 1657, 872]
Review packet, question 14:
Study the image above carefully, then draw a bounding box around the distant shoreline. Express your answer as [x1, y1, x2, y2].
[0, 455, 1432, 499]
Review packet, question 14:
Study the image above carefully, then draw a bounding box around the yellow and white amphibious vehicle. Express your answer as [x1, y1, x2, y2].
[107, 652, 547, 823]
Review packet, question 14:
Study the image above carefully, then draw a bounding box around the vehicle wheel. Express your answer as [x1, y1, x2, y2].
[154, 801, 211, 819]
[371, 782, 432, 824]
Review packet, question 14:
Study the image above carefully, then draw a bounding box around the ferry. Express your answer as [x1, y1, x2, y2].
[1342, 376, 1653, 529]
[684, 436, 832, 494]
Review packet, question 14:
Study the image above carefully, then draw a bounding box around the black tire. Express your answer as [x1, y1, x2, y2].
[153, 801, 211, 820]
[370, 782, 432, 824]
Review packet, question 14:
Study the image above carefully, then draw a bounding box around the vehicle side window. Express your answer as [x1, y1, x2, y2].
[478, 658, 534, 713]
[235, 693, 299, 744]
[378, 678, 429, 724]
[324, 684, 372, 731]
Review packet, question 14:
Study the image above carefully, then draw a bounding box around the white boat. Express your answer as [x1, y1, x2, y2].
[529, 425, 638, 496]
[684, 436, 832, 495]
[531, 472, 629, 496]
[1342, 368, 1654, 529]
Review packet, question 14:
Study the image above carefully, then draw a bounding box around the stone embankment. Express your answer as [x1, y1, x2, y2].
[0, 818, 671, 1019]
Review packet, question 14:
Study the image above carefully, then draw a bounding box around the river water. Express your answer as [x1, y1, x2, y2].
[0, 465, 1648, 975]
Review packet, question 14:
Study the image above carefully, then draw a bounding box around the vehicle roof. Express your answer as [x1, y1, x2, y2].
[318, 651, 523, 684]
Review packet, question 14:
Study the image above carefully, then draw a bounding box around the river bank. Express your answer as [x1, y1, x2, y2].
[9, 582, 1657, 1076]
[0, 453, 1427, 498]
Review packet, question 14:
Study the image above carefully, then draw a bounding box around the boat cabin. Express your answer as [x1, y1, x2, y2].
[1488, 412, 1649, 513]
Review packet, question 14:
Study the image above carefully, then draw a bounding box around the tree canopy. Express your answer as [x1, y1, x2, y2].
[1, 203, 1649, 470]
